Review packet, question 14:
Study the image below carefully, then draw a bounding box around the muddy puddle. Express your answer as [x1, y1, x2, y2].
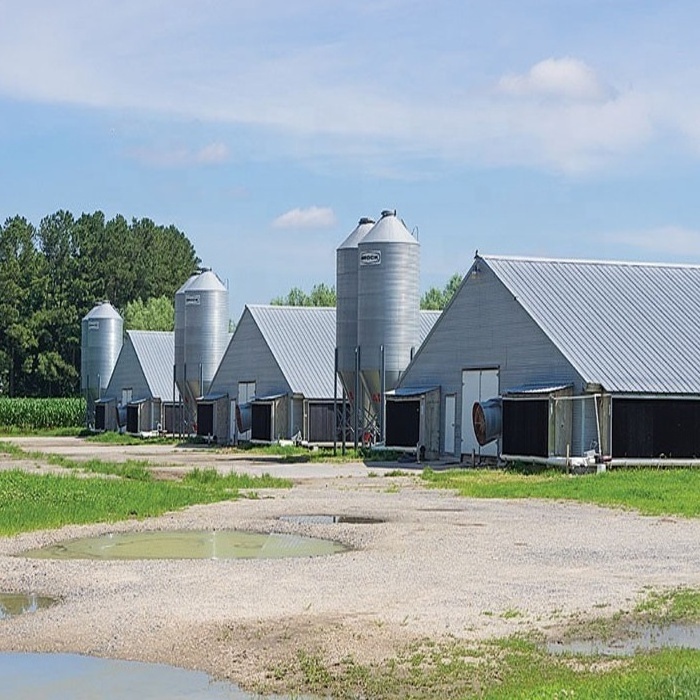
[547, 622, 700, 656]
[17, 530, 348, 560]
[279, 514, 384, 525]
[0, 653, 305, 699]
[0, 592, 56, 619]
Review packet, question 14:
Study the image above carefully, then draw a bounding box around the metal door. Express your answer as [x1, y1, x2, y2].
[237, 381, 255, 441]
[444, 394, 456, 455]
[461, 369, 499, 457]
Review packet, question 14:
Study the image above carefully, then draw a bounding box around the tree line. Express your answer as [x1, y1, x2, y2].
[271, 273, 464, 310]
[0, 211, 199, 397]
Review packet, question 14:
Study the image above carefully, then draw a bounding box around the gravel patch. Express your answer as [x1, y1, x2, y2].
[0, 438, 699, 692]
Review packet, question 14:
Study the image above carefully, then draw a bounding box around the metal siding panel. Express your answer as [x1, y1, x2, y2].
[486, 257, 700, 394]
[250, 306, 338, 399]
[103, 338, 150, 402]
[208, 309, 290, 401]
[127, 331, 180, 402]
[400, 266, 583, 455]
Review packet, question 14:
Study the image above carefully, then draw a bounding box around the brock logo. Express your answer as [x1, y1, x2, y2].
[360, 250, 381, 266]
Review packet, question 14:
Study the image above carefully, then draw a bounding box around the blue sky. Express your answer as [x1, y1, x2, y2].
[3, 0, 700, 320]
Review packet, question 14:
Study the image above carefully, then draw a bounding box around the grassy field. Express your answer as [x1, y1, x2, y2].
[421, 466, 700, 517]
[267, 588, 700, 699]
[0, 449, 292, 535]
[282, 464, 700, 699]
[2, 440, 699, 697]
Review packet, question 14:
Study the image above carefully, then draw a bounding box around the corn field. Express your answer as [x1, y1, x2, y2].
[0, 398, 86, 430]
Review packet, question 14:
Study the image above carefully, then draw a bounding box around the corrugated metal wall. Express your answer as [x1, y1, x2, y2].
[208, 309, 291, 441]
[399, 264, 584, 457]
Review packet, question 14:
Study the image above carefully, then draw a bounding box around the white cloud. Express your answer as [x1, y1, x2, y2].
[0, 3, 698, 176]
[127, 142, 229, 167]
[610, 226, 700, 257]
[497, 58, 609, 101]
[272, 206, 337, 230]
[195, 142, 229, 164]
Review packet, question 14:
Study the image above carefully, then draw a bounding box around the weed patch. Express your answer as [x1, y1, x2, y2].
[421, 467, 700, 518]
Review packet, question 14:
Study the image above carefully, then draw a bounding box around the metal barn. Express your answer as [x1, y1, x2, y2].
[397, 255, 700, 465]
[101, 331, 182, 435]
[205, 305, 341, 445]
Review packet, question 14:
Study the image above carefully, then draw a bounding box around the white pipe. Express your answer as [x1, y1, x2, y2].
[503, 454, 700, 469]
[500, 454, 597, 468]
[610, 458, 700, 468]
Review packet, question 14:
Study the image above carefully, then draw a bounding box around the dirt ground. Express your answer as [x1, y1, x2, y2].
[0, 437, 699, 693]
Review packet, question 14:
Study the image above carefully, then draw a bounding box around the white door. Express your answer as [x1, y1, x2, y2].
[461, 369, 499, 457]
[444, 395, 456, 455]
[237, 381, 256, 441]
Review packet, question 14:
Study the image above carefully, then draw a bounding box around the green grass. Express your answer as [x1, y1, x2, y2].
[231, 442, 408, 464]
[264, 635, 700, 699]
[182, 467, 292, 490]
[0, 452, 293, 535]
[0, 426, 85, 437]
[263, 633, 700, 700]
[84, 432, 180, 446]
[483, 642, 700, 700]
[0, 469, 235, 535]
[421, 467, 700, 517]
[0, 441, 155, 480]
[635, 588, 700, 622]
[232, 443, 367, 463]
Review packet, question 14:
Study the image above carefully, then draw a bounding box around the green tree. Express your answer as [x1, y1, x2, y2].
[0, 217, 43, 396]
[271, 283, 337, 307]
[420, 272, 463, 310]
[123, 296, 175, 331]
[0, 210, 200, 397]
[34, 210, 82, 395]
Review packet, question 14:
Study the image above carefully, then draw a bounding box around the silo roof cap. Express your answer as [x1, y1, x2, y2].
[175, 272, 201, 294]
[360, 211, 419, 245]
[83, 301, 122, 321]
[337, 217, 376, 251]
[185, 268, 227, 292]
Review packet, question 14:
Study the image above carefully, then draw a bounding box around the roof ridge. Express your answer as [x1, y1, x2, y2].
[482, 253, 700, 269]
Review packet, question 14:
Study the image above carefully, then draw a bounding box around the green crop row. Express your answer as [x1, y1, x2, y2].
[0, 397, 86, 430]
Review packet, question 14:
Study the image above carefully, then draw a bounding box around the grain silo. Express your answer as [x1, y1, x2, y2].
[81, 301, 123, 426]
[174, 268, 229, 430]
[357, 210, 420, 435]
[336, 217, 375, 401]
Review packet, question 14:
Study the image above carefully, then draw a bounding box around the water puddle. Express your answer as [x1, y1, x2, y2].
[17, 530, 347, 561]
[0, 652, 299, 699]
[279, 514, 384, 525]
[0, 592, 56, 619]
[547, 622, 700, 656]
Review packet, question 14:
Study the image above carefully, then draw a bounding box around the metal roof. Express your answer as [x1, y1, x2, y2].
[83, 301, 122, 321]
[420, 310, 441, 342]
[386, 386, 440, 397]
[361, 211, 419, 246]
[482, 255, 700, 394]
[246, 306, 440, 399]
[337, 217, 375, 250]
[247, 305, 338, 399]
[126, 331, 179, 401]
[502, 383, 573, 396]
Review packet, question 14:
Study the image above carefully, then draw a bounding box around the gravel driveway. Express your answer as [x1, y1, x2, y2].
[0, 438, 698, 691]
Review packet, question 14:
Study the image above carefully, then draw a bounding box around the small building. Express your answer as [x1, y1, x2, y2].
[102, 331, 181, 434]
[204, 305, 338, 443]
[396, 255, 700, 464]
[203, 306, 441, 445]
